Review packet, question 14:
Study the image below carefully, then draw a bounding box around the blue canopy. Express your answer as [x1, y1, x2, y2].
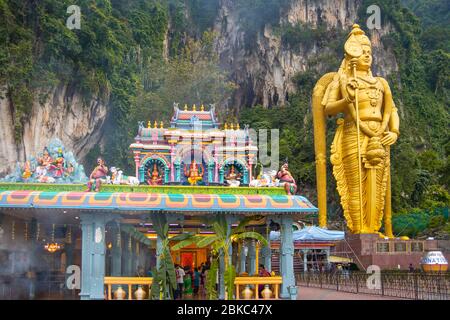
[270, 226, 345, 241]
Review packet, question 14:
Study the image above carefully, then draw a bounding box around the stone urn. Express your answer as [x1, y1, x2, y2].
[134, 285, 146, 300]
[241, 285, 253, 299]
[421, 251, 448, 272]
[114, 285, 126, 300]
[261, 285, 272, 299]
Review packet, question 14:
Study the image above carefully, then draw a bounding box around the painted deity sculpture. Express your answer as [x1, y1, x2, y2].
[22, 161, 32, 179]
[147, 163, 163, 185]
[86, 157, 108, 192]
[277, 163, 297, 195]
[52, 148, 65, 178]
[313, 24, 399, 237]
[184, 159, 203, 185]
[225, 165, 242, 187]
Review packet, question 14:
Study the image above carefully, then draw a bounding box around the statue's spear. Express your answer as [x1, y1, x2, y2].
[351, 59, 364, 233]
[345, 31, 365, 233]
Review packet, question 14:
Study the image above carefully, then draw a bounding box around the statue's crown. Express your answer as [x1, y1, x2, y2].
[348, 24, 366, 38]
[344, 23, 371, 57]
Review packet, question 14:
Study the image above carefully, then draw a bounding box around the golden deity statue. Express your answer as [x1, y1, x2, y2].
[147, 163, 162, 185]
[313, 24, 400, 238]
[184, 159, 203, 185]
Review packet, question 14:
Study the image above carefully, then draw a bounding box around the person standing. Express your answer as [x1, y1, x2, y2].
[175, 264, 185, 300]
[193, 267, 201, 296]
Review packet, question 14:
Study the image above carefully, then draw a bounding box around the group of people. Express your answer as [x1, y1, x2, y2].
[174, 262, 211, 299]
[172, 263, 272, 299]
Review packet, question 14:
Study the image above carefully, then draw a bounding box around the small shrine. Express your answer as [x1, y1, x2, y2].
[129, 104, 257, 186]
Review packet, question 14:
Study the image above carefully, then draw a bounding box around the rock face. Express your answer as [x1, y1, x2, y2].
[0, 84, 107, 176]
[0, 0, 400, 175]
[212, 0, 399, 111]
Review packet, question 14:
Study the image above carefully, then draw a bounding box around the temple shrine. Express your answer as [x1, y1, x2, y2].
[0, 103, 318, 300]
[130, 104, 256, 186]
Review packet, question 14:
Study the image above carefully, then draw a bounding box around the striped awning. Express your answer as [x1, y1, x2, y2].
[0, 190, 318, 214]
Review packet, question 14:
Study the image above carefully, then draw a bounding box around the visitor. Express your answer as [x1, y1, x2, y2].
[136, 266, 145, 277]
[175, 264, 185, 299]
[258, 264, 271, 277]
[258, 264, 271, 294]
[183, 266, 193, 297]
[203, 265, 209, 295]
[193, 267, 201, 296]
[409, 263, 414, 272]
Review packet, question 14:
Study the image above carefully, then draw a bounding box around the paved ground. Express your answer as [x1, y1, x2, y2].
[297, 286, 404, 300]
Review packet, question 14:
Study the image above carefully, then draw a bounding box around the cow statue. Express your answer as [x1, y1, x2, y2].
[110, 167, 140, 186]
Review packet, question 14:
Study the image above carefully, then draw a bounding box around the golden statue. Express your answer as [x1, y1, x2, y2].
[147, 163, 162, 185]
[184, 159, 203, 185]
[312, 24, 400, 238]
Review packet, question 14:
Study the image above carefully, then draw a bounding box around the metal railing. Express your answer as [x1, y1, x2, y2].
[296, 271, 450, 300]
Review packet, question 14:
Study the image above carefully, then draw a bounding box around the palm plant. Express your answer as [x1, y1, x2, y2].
[171, 215, 268, 300]
[150, 213, 192, 300]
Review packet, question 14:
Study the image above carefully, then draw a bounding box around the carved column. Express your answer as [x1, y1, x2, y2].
[280, 216, 295, 299]
[239, 240, 247, 274]
[134, 152, 140, 179]
[111, 224, 122, 277]
[260, 226, 272, 272]
[79, 212, 113, 300]
[248, 240, 256, 276]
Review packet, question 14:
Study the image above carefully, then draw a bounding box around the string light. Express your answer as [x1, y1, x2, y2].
[11, 220, 15, 240]
[66, 226, 72, 244]
[24, 222, 28, 241]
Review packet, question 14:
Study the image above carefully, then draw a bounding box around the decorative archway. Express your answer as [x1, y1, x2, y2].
[174, 145, 214, 184]
[139, 155, 170, 184]
[220, 157, 249, 185]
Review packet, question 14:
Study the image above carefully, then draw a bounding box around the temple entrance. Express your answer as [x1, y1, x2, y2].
[171, 244, 208, 269]
[180, 251, 196, 269]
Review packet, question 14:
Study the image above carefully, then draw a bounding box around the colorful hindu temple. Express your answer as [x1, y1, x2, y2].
[0, 104, 318, 300]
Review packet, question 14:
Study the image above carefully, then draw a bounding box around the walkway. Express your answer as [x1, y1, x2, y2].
[297, 286, 405, 300]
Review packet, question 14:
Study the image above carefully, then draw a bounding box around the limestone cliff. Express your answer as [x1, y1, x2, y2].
[0, 84, 107, 176]
[211, 0, 399, 110]
[0, 0, 399, 175]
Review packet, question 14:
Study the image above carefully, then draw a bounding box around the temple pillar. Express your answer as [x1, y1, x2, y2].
[111, 226, 122, 277]
[133, 239, 139, 275]
[79, 212, 113, 300]
[123, 234, 133, 276]
[64, 226, 74, 269]
[208, 163, 214, 184]
[134, 152, 140, 179]
[280, 216, 295, 299]
[79, 215, 93, 300]
[164, 168, 170, 184]
[248, 240, 256, 275]
[239, 240, 247, 274]
[214, 145, 219, 183]
[170, 144, 175, 182]
[219, 168, 224, 184]
[138, 166, 145, 184]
